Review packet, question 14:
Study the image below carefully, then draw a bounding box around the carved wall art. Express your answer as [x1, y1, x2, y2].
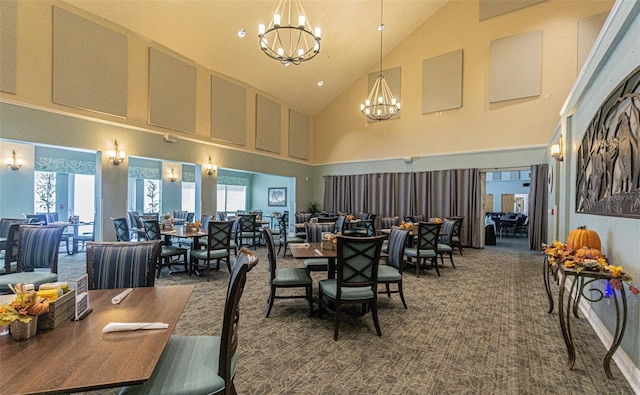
[576, 65, 640, 218]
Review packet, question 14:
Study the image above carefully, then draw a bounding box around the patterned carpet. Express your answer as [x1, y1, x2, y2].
[57, 240, 635, 395]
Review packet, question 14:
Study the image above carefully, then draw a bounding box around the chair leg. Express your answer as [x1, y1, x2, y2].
[398, 282, 408, 309]
[306, 286, 314, 317]
[371, 301, 382, 336]
[333, 302, 341, 341]
[432, 257, 441, 276]
[385, 283, 391, 297]
[265, 286, 275, 317]
[449, 252, 455, 269]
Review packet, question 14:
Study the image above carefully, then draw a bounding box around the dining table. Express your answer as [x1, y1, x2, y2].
[161, 225, 207, 250]
[0, 284, 194, 394]
[289, 242, 337, 279]
[52, 221, 92, 255]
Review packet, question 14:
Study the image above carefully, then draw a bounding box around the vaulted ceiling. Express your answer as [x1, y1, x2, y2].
[64, 1, 448, 115]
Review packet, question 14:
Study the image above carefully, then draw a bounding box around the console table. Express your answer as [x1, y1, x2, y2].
[551, 263, 628, 379]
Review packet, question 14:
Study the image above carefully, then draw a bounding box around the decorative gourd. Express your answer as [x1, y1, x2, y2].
[26, 298, 50, 316]
[574, 246, 604, 260]
[566, 226, 601, 251]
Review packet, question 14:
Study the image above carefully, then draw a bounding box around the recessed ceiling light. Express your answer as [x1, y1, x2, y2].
[317, 81, 324, 87]
[237, 29, 247, 38]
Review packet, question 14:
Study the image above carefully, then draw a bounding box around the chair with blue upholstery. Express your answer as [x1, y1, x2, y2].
[318, 235, 386, 340]
[0, 225, 65, 293]
[277, 214, 305, 258]
[0, 218, 29, 251]
[303, 222, 335, 273]
[142, 220, 188, 279]
[112, 217, 132, 242]
[190, 221, 234, 281]
[404, 222, 442, 277]
[378, 228, 410, 308]
[119, 248, 258, 395]
[86, 240, 161, 290]
[437, 219, 456, 268]
[1, 223, 21, 275]
[262, 228, 313, 317]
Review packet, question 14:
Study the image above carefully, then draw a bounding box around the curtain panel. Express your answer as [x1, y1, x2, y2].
[529, 164, 548, 251]
[324, 169, 483, 248]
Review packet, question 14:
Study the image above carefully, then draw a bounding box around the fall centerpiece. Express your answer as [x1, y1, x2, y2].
[543, 238, 639, 296]
[0, 283, 51, 340]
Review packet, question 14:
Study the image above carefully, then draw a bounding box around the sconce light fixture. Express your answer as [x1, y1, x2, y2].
[550, 140, 563, 162]
[204, 156, 217, 176]
[169, 168, 178, 182]
[6, 150, 23, 170]
[108, 140, 126, 165]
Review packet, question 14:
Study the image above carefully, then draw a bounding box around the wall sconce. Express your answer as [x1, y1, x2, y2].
[108, 140, 126, 165]
[169, 168, 178, 182]
[550, 141, 563, 162]
[204, 156, 217, 175]
[6, 150, 23, 170]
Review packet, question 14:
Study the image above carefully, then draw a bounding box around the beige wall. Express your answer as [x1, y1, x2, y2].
[314, 0, 614, 164]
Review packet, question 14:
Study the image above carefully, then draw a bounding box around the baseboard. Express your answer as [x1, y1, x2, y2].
[575, 290, 640, 394]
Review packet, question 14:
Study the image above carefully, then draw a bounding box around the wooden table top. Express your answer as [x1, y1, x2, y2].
[0, 284, 194, 394]
[289, 242, 337, 259]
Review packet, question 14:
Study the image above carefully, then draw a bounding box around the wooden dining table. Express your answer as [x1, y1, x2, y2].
[161, 225, 207, 249]
[289, 242, 337, 279]
[0, 284, 194, 394]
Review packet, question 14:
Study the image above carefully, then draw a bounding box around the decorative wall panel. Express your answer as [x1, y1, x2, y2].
[576, 65, 640, 218]
[489, 30, 541, 103]
[148, 47, 196, 133]
[0, 0, 17, 94]
[211, 75, 246, 145]
[288, 109, 309, 160]
[577, 12, 608, 73]
[479, 0, 546, 21]
[53, 7, 127, 117]
[422, 50, 463, 114]
[255, 94, 281, 154]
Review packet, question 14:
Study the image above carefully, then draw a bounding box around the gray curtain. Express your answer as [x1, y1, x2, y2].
[529, 164, 548, 251]
[323, 168, 483, 248]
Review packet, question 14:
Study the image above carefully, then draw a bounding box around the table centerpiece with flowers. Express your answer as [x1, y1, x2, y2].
[0, 283, 51, 340]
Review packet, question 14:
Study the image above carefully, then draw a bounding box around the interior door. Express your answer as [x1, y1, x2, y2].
[501, 194, 514, 212]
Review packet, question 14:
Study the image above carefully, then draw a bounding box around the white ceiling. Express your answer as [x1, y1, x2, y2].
[64, 1, 448, 115]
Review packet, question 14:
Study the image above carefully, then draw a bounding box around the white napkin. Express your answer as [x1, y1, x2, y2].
[290, 243, 310, 248]
[111, 288, 133, 304]
[102, 322, 169, 333]
[314, 249, 323, 256]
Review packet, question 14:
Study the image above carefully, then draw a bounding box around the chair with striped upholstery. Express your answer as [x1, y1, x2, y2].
[378, 228, 410, 308]
[0, 225, 65, 293]
[86, 240, 161, 290]
[119, 248, 259, 395]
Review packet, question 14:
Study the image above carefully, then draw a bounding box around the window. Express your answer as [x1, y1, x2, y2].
[217, 184, 246, 213]
[182, 182, 196, 212]
[144, 179, 160, 213]
[73, 174, 95, 221]
[34, 171, 56, 212]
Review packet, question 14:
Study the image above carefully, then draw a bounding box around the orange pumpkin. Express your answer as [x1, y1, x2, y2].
[566, 226, 601, 251]
[574, 246, 604, 260]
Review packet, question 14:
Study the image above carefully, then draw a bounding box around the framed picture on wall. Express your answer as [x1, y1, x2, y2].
[268, 187, 287, 207]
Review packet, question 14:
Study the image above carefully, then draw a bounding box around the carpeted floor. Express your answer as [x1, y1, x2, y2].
[58, 240, 635, 395]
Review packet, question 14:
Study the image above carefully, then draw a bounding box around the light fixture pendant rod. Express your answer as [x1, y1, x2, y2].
[378, 0, 384, 77]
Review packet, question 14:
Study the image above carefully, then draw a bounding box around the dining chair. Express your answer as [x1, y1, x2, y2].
[262, 228, 313, 317]
[86, 240, 161, 290]
[303, 222, 335, 273]
[318, 235, 385, 340]
[237, 214, 260, 249]
[190, 220, 234, 281]
[0, 218, 29, 251]
[378, 228, 410, 308]
[277, 214, 305, 258]
[0, 224, 65, 293]
[379, 216, 400, 232]
[119, 248, 259, 395]
[186, 212, 195, 223]
[1, 223, 21, 275]
[112, 217, 132, 242]
[142, 220, 188, 278]
[436, 219, 456, 268]
[72, 215, 96, 253]
[447, 216, 464, 254]
[404, 222, 442, 277]
[134, 213, 158, 241]
[334, 215, 346, 235]
[25, 213, 47, 224]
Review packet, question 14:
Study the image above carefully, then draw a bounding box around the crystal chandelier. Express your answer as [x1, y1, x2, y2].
[360, 0, 400, 121]
[258, 0, 321, 66]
